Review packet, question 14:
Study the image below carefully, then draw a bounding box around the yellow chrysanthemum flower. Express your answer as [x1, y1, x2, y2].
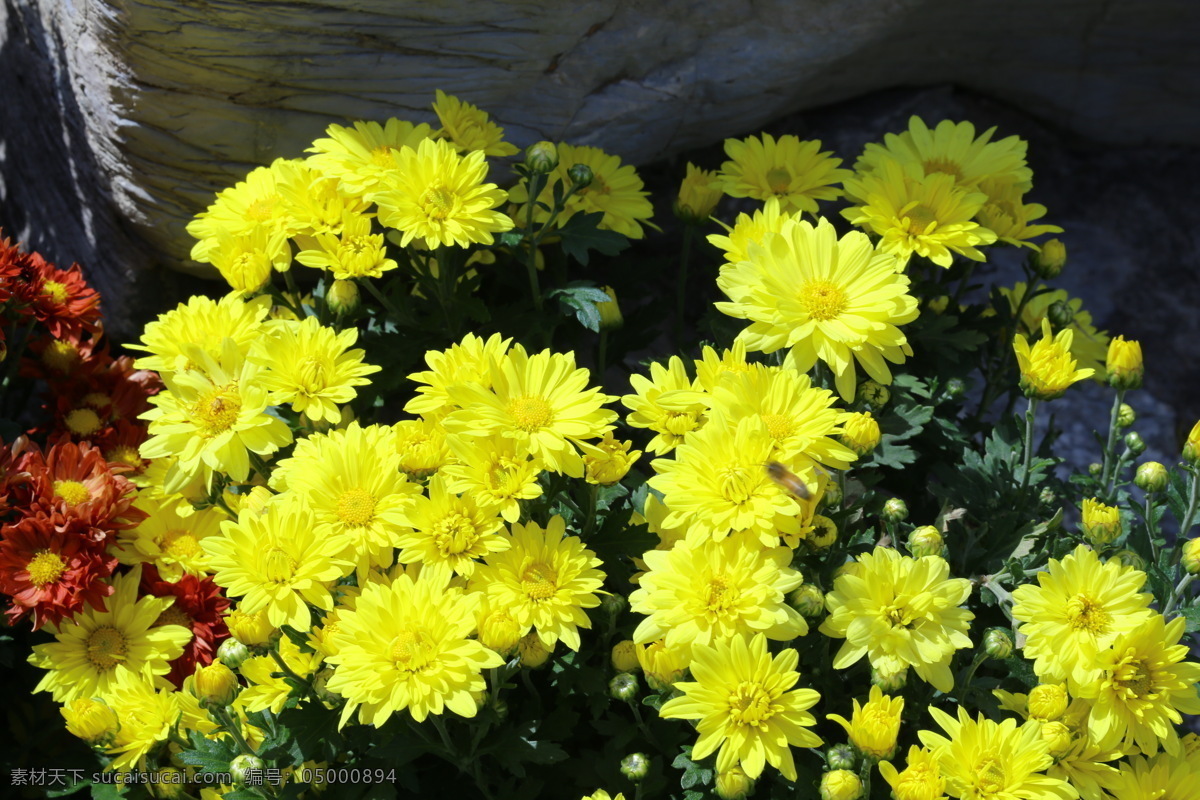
[918, 707, 1074, 800]
[404, 332, 513, 418]
[621, 355, 709, 455]
[878, 745, 947, 800]
[706, 198, 797, 267]
[373, 137, 513, 249]
[276, 159, 373, 244]
[207, 226, 291, 294]
[113, 495, 224, 580]
[974, 176, 1062, 249]
[294, 210, 398, 279]
[237, 636, 322, 714]
[707, 363, 857, 470]
[1000, 284, 1109, 377]
[443, 345, 617, 478]
[693, 341, 754, 394]
[1079, 613, 1200, 757]
[828, 685, 904, 761]
[675, 162, 722, 223]
[249, 316, 379, 423]
[578, 431, 641, 486]
[716, 216, 919, 400]
[1011, 544, 1155, 692]
[306, 118, 434, 201]
[1079, 497, 1121, 548]
[269, 422, 421, 582]
[326, 570, 503, 727]
[30, 568, 192, 703]
[649, 416, 805, 547]
[101, 679, 189, 773]
[660, 634, 822, 781]
[718, 133, 850, 215]
[187, 159, 296, 263]
[203, 498, 352, 632]
[508, 142, 655, 239]
[442, 434, 543, 524]
[1105, 754, 1200, 800]
[1013, 318, 1096, 401]
[393, 417, 453, 480]
[394, 474, 508, 584]
[841, 158, 998, 268]
[1044, 699, 1123, 800]
[469, 516, 605, 651]
[854, 117, 1032, 192]
[431, 89, 518, 157]
[819, 547, 973, 692]
[630, 531, 806, 650]
[130, 293, 272, 378]
[1105, 334, 1144, 390]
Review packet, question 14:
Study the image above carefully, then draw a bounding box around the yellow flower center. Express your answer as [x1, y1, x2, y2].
[972, 756, 1007, 795]
[420, 185, 456, 221]
[155, 604, 194, 633]
[799, 280, 847, 321]
[341, 235, 373, 258]
[162, 528, 202, 561]
[41, 280, 70, 303]
[703, 575, 738, 614]
[922, 158, 963, 181]
[85, 626, 128, 672]
[896, 764, 941, 800]
[719, 466, 756, 504]
[521, 563, 559, 601]
[883, 605, 913, 630]
[191, 384, 242, 437]
[1065, 593, 1111, 635]
[53, 480, 91, 506]
[83, 392, 111, 409]
[264, 547, 297, 583]
[389, 628, 434, 672]
[1112, 656, 1154, 698]
[65, 408, 103, 436]
[760, 413, 794, 442]
[336, 488, 376, 527]
[27, 549, 67, 587]
[727, 681, 774, 728]
[433, 513, 478, 556]
[42, 339, 80, 373]
[106, 445, 145, 471]
[507, 396, 552, 431]
[297, 356, 329, 395]
[765, 167, 792, 195]
[370, 145, 396, 169]
[663, 410, 699, 436]
[905, 204, 939, 234]
[246, 195, 281, 223]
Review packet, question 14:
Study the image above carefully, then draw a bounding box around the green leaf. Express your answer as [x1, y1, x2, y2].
[1179, 605, 1200, 633]
[557, 212, 630, 266]
[499, 231, 525, 247]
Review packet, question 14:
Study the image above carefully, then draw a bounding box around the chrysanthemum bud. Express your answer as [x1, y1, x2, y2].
[943, 378, 966, 400]
[789, 583, 826, 618]
[1182, 538, 1200, 575]
[597, 286, 623, 331]
[1106, 336, 1144, 391]
[583, 433, 640, 486]
[907, 526, 945, 558]
[871, 664, 907, 692]
[609, 672, 639, 703]
[842, 412, 881, 457]
[1046, 300, 1074, 329]
[857, 381, 890, 409]
[61, 697, 120, 747]
[1134, 461, 1168, 493]
[1088, 462, 1103, 477]
[1039, 721, 1074, 758]
[1184, 420, 1200, 464]
[479, 610, 523, 657]
[217, 637, 251, 670]
[809, 515, 838, 549]
[193, 661, 240, 708]
[226, 607, 275, 647]
[490, 696, 509, 722]
[241, 485, 274, 517]
[1108, 548, 1146, 571]
[568, 163, 594, 189]
[524, 141, 559, 173]
[149, 767, 187, 799]
[620, 753, 650, 783]
[611, 640, 640, 673]
[1033, 239, 1067, 279]
[326, 279, 360, 317]
[518, 632, 552, 669]
[826, 743, 858, 771]
[927, 295, 950, 314]
[882, 497, 908, 523]
[820, 480, 843, 508]
[230, 754, 265, 787]
[820, 769, 864, 800]
[1117, 403, 1136, 428]
[1027, 683, 1068, 721]
[1080, 497, 1121, 547]
[674, 163, 722, 224]
[1038, 487, 1056, 506]
[1124, 431, 1146, 456]
[312, 667, 340, 706]
[637, 640, 689, 692]
[715, 766, 755, 800]
[982, 627, 1014, 660]
[601, 592, 627, 622]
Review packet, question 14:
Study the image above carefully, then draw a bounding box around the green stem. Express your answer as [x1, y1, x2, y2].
[959, 651, 989, 693]
[950, 260, 976, 306]
[213, 706, 257, 757]
[1164, 573, 1197, 617]
[1144, 494, 1160, 565]
[1019, 398, 1038, 494]
[362, 278, 402, 318]
[435, 247, 460, 338]
[582, 483, 599, 539]
[1180, 467, 1200, 538]
[1099, 390, 1126, 492]
[268, 647, 314, 697]
[249, 451, 271, 481]
[282, 268, 306, 317]
[979, 274, 1034, 416]
[674, 225, 695, 353]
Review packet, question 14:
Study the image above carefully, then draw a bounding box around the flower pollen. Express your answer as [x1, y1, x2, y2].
[85, 626, 128, 672]
[521, 563, 559, 601]
[53, 479, 91, 506]
[507, 395, 552, 431]
[1065, 593, 1111, 635]
[27, 549, 67, 587]
[191, 384, 242, 437]
[799, 279, 848, 321]
[337, 488, 376, 527]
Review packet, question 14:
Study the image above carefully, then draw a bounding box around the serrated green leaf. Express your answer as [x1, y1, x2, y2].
[1179, 605, 1200, 633]
[557, 212, 630, 265]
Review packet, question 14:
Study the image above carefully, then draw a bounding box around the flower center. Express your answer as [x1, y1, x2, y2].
[389, 628, 434, 672]
[663, 410, 700, 436]
[264, 547, 297, 583]
[41, 280, 69, 303]
[43, 340, 80, 373]
[341, 235, 373, 258]
[897, 765, 941, 800]
[85, 626, 128, 672]
[65, 408, 103, 436]
[719, 466, 755, 504]
[420, 185, 456, 221]
[703, 575, 738, 614]
[53, 479, 91, 506]
[728, 681, 774, 727]
[162, 528, 202, 560]
[336, 488, 376, 527]
[370, 145, 396, 169]
[905, 204, 939, 234]
[191, 384, 242, 437]
[799, 280, 847, 321]
[155, 604, 194, 632]
[521, 563, 559, 601]
[83, 392, 111, 409]
[433, 513, 478, 556]
[922, 158, 963, 181]
[972, 756, 1007, 795]
[765, 167, 792, 195]
[1065, 593, 1110, 635]
[507, 396, 552, 431]
[884, 605, 913, 629]
[27, 549, 67, 587]
[106, 445, 145, 472]
[1113, 656, 1154, 698]
[245, 195, 281, 223]
[761, 413, 794, 442]
[297, 356, 329, 395]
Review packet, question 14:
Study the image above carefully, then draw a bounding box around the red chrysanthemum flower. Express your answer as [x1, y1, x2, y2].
[96, 421, 151, 480]
[0, 436, 35, 518]
[0, 516, 117, 629]
[20, 329, 108, 384]
[139, 565, 231, 688]
[21, 440, 144, 545]
[18, 257, 102, 339]
[0, 232, 24, 304]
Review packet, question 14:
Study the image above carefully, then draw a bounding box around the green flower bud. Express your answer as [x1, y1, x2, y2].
[1108, 548, 1147, 571]
[857, 381, 890, 409]
[1088, 462, 1103, 477]
[601, 592, 627, 623]
[490, 696, 509, 722]
[620, 753, 650, 783]
[983, 627, 1014, 660]
[820, 480, 843, 508]
[1124, 431, 1146, 456]
[1081, 497, 1121, 547]
[1184, 421, 1200, 464]
[882, 497, 908, 523]
[1047, 300, 1074, 329]
[871, 664, 907, 692]
[1032, 239, 1067, 279]
[230, 754, 265, 787]
[597, 286, 623, 331]
[789, 583, 826, 618]
[326, 279, 360, 317]
[943, 377, 966, 400]
[524, 141, 559, 173]
[216, 638, 250, 670]
[820, 769, 864, 800]
[1134, 461, 1168, 493]
[1117, 403, 1136, 428]
[609, 672, 640, 703]
[568, 163, 594, 189]
[907, 525, 945, 558]
[1182, 538, 1200, 575]
[826, 743, 858, 771]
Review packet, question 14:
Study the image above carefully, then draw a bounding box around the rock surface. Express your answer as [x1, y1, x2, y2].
[2, 0, 1200, 336]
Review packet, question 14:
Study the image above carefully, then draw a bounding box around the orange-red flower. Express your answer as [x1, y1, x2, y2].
[16, 257, 102, 339]
[0, 436, 34, 518]
[0, 516, 117, 629]
[139, 566, 231, 688]
[21, 440, 143, 545]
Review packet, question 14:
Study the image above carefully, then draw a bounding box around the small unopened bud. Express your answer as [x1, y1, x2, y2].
[230, 754, 265, 787]
[620, 753, 650, 783]
[1117, 403, 1136, 429]
[524, 141, 559, 174]
[479, 610, 522, 657]
[983, 627, 1014, 660]
[819, 769, 864, 800]
[715, 766, 755, 800]
[943, 378, 966, 400]
[1046, 300, 1074, 329]
[841, 412, 881, 457]
[871, 664, 907, 692]
[61, 697, 120, 747]
[1038, 487, 1056, 506]
[1088, 462, 1103, 477]
[1040, 720, 1073, 758]
[1028, 683, 1068, 721]
[1081, 497, 1121, 547]
[907, 526, 945, 558]
[226, 607, 275, 647]
[568, 163, 594, 189]
[1106, 336, 1144, 391]
[826, 743, 858, 771]
[1124, 431, 1146, 456]
[673, 163, 722, 224]
[1033, 239, 1067, 279]
[217, 637, 251, 670]
[609, 672, 639, 702]
[312, 667, 340, 706]
[193, 661, 239, 708]
[518, 632, 552, 669]
[611, 640, 640, 673]
[1181, 538, 1200, 575]
[490, 696, 509, 721]
[597, 286, 623, 331]
[820, 480, 843, 508]
[882, 497, 908, 523]
[601, 593, 627, 623]
[326, 279, 360, 316]
[789, 584, 826, 618]
[1108, 548, 1147, 571]
[857, 381, 890, 409]
[1134, 461, 1168, 493]
[809, 516, 838, 549]
[1184, 421, 1200, 464]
